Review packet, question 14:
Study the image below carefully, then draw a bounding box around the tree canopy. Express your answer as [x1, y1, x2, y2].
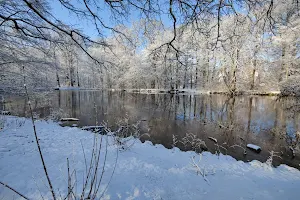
[0, 0, 299, 94]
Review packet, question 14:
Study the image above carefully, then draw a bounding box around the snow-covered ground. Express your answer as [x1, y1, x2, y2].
[1, 116, 300, 200]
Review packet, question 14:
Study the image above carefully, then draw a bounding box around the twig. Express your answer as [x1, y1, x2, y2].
[98, 137, 119, 199]
[0, 181, 29, 200]
[80, 140, 88, 176]
[80, 134, 96, 199]
[191, 155, 209, 183]
[67, 158, 71, 200]
[230, 144, 247, 155]
[23, 66, 56, 200]
[92, 135, 109, 199]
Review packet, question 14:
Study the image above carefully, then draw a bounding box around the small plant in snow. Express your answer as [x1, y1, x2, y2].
[48, 108, 66, 121]
[172, 134, 178, 147]
[115, 114, 140, 138]
[181, 132, 207, 152]
[214, 143, 228, 156]
[15, 118, 25, 128]
[288, 131, 300, 158]
[113, 118, 142, 151]
[266, 151, 282, 167]
[0, 116, 25, 131]
[0, 115, 6, 130]
[190, 154, 215, 183]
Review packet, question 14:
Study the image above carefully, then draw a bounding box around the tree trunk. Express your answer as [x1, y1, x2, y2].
[67, 51, 75, 87]
[99, 68, 103, 89]
[70, 66, 74, 87]
[77, 64, 80, 87]
[250, 54, 257, 90]
[247, 97, 253, 134]
[175, 63, 179, 89]
[280, 44, 287, 82]
[54, 51, 60, 87]
[250, 45, 258, 90]
[195, 64, 198, 90]
[202, 66, 206, 88]
[151, 64, 156, 89]
[190, 65, 193, 89]
[56, 70, 60, 87]
[183, 62, 187, 89]
[170, 64, 174, 90]
[206, 51, 210, 85]
[211, 58, 216, 83]
[230, 49, 239, 95]
[291, 41, 298, 76]
[250, 68, 256, 90]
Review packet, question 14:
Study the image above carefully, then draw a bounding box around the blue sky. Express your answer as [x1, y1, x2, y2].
[49, 0, 172, 39]
[50, 0, 109, 38]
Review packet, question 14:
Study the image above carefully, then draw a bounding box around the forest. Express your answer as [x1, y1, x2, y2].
[0, 0, 299, 96]
[1, 1, 300, 200]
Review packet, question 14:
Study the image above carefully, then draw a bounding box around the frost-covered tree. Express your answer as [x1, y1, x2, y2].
[1, 0, 299, 93]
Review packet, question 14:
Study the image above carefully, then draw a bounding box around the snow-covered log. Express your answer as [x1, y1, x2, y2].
[0, 111, 11, 115]
[60, 118, 79, 121]
[81, 126, 104, 133]
[208, 137, 218, 143]
[246, 144, 261, 153]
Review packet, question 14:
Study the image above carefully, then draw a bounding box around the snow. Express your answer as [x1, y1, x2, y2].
[247, 144, 262, 152]
[1, 116, 300, 199]
[208, 137, 218, 143]
[81, 125, 104, 130]
[60, 117, 79, 121]
[54, 87, 80, 91]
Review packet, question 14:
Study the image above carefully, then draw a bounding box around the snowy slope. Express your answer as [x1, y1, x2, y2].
[0, 116, 300, 200]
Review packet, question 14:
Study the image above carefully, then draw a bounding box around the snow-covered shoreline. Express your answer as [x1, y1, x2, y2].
[1, 116, 300, 199]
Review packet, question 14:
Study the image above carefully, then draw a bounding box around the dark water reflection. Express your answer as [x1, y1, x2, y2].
[2, 91, 300, 169]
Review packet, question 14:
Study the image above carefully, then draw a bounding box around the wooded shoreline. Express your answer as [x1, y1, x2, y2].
[54, 88, 282, 96]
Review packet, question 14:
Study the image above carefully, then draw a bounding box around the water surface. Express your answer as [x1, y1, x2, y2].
[2, 90, 300, 169]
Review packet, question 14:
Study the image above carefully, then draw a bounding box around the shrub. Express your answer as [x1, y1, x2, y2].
[280, 76, 300, 96]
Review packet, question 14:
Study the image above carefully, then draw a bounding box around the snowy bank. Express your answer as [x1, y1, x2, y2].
[54, 87, 80, 91]
[0, 116, 300, 199]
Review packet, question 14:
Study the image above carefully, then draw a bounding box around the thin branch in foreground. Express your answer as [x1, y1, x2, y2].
[0, 181, 30, 200]
[23, 66, 56, 200]
[22, 0, 105, 66]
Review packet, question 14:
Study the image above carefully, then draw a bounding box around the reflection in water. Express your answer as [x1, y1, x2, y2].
[2, 91, 300, 169]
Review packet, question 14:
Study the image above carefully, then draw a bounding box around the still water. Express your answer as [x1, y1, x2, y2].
[2, 90, 300, 169]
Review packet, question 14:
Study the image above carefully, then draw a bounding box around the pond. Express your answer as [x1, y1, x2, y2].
[1, 90, 300, 169]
